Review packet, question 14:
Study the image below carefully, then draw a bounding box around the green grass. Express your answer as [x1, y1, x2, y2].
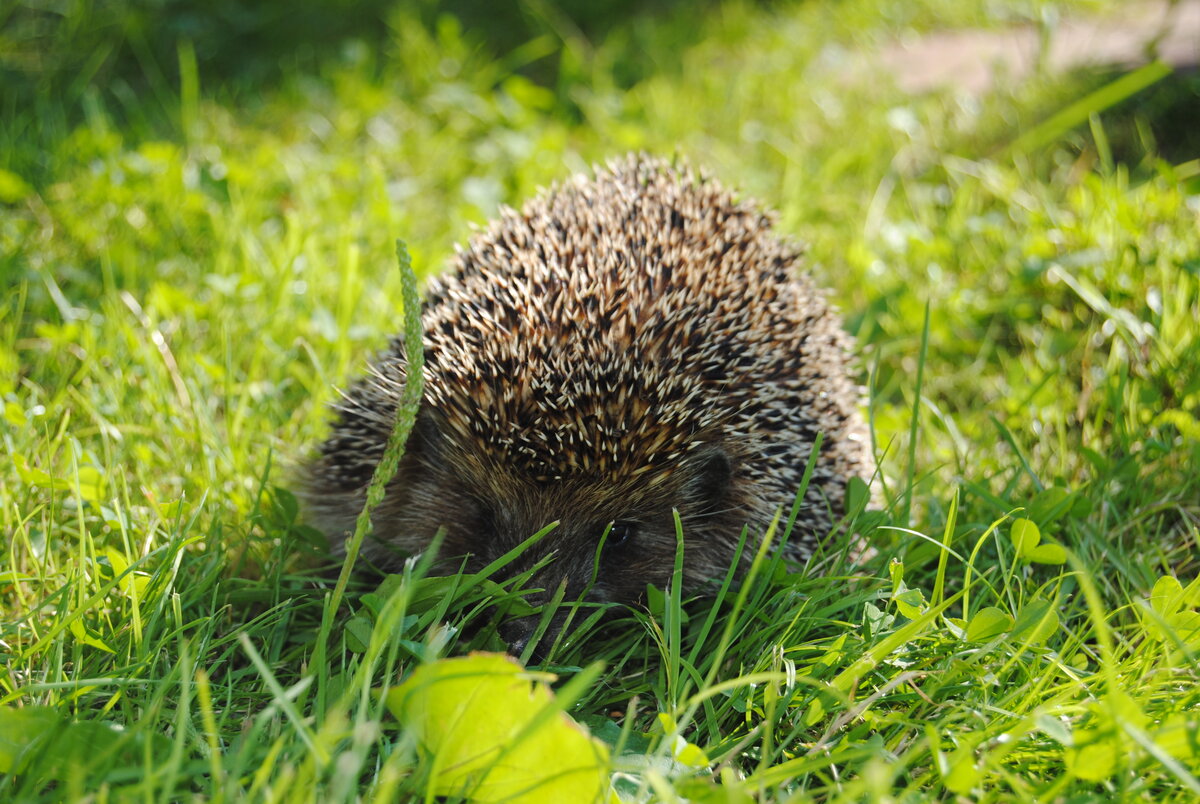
[3, 0, 1200, 800]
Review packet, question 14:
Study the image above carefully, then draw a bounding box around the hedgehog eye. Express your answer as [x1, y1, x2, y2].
[605, 521, 637, 551]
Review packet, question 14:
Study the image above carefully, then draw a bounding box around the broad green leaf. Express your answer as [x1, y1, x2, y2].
[814, 632, 848, 669]
[0, 707, 57, 773]
[1107, 691, 1151, 731]
[1066, 692, 1153, 781]
[1166, 610, 1200, 649]
[658, 710, 712, 765]
[13, 453, 55, 487]
[1010, 518, 1040, 557]
[344, 614, 373, 653]
[1027, 542, 1067, 565]
[1142, 576, 1198, 646]
[0, 706, 168, 778]
[1184, 576, 1200, 607]
[844, 476, 870, 516]
[672, 735, 711, 768]
[1035, 713, 1072, 745]
[0, 168, 32, 203]
[889, 558, 926, 617]
[894, 588, 927, 619]
[76, 466, 104, 503]
[576, 714, 652, 754]
[4, 402, 26, 427]
[387, 653, 610, 803]
[862, 601, 894, 636]
[156, 498, 187, 521]
[1027, 486, 1073, 525]
[271, 485, 300, 522]
[965, 607, 1013, 642]
[69, 619, 115, 653]
[675, 771, 757, 804]
[1010, 599, 1059, 645]
[1155, 409, 1200, 440]
[105, 548, 150, 599]
[1070, 494, 1094, 517]
[1156, 713, 1200, 760]
[645, 583, 666, 614]
[943, 745, 981, 794]
[944, 617, 967, 639]
[1150, 575, 1186, 618]
[98, 504, 126, 530]
[1066, 733, 1117, 781]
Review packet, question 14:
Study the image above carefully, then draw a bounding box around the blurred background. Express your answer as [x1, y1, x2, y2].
[4, 0, 1197, 187]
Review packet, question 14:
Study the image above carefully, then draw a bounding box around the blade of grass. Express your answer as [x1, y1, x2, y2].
[903, 301, 930, 528]
[1011, 61, 1173, 154]
[312, 239, 424, 716]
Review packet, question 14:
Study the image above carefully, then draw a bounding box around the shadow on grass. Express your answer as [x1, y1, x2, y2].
[0, 0, 717, 105]
[1086, 67, 1200, 167]
[0, 0, 721, 184]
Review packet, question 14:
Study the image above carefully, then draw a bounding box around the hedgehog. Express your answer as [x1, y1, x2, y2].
[304, 155, 871, 652]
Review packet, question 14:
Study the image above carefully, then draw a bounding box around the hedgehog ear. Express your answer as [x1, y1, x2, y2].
[682, 446, 732, 512]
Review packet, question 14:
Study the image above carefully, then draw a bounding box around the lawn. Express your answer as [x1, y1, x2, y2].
[2, 0, 1199, 800]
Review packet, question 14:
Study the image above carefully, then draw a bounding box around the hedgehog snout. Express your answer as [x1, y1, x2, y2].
[494, 555, 587, 661]
[499, 615, 538, 659]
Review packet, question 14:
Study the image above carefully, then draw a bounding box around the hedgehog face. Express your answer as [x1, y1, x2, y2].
[312, 415, 752, 653]
[422, 438, 741, 655]
[407, 419, 741, 605]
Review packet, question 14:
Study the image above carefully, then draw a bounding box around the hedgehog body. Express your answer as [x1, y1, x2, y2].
[306, 156, 871, 626]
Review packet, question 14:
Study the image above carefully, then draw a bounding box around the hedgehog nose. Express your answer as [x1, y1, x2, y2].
[499, 615, 539, 660]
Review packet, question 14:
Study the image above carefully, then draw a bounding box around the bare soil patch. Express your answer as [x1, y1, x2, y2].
[878, 0, 1199, 93]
